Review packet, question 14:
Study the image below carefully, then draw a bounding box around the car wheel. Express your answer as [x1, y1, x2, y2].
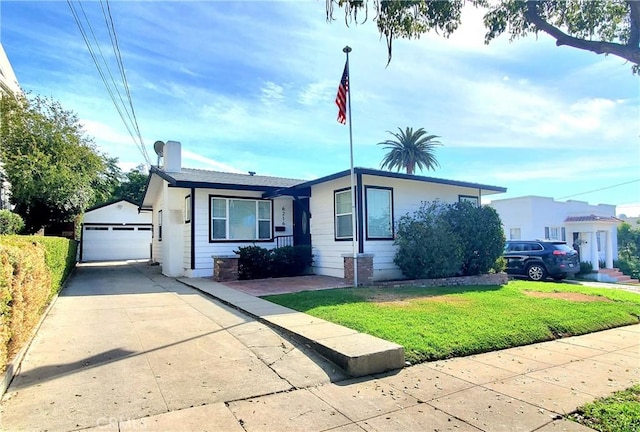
[526, 263, 547, 281]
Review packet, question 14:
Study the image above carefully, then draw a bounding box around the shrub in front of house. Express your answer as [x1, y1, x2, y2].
[0, 210, 25, 235]
[235, 245, 313, 280]
[614, 258, 640, 280]
[271, 245, 313, 277]
[445, 202, 505, 276]
[0, 235, 77, 374]
[394, 200, 505, 279]
[577, 261, 595, 277]
[394, 201, 464, 279]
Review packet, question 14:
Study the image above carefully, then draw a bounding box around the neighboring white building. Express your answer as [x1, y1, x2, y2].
[140, 141, 507, 281]
[80, 199, 153, 262]
[0, 43, 20, 95]
[490, 196, 621, 272]
[0, 43, 20, 210]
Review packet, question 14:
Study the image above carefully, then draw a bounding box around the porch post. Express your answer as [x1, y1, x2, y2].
[605, 229, 614, 269]
[590, 231, 599, 271]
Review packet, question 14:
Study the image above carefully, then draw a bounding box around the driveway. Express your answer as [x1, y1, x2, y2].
[0, 262, 345, 431]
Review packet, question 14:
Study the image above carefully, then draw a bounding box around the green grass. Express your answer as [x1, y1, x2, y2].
[569, 385, 640, 432]
[263, 280, 640, 363]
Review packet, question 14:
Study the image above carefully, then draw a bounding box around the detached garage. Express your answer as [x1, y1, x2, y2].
[81, 199, 152, 262]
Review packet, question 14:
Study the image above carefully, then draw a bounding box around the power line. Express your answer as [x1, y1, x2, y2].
[556, 179, 640, 200]
[67, 0, 151, 166]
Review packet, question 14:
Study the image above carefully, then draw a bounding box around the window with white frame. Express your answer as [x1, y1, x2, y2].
[185, 195, 191, 223]
[596, 231, 602, 252]
[545, 226, 566, 241]
[509, 228, 521, 240]
[210, 197, 272, 241]
[335, 189, 353, 239]
[366, 187, 393, 239]
[158, 210, 162, 241]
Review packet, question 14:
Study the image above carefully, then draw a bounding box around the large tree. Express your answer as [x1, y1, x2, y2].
[378, 127, 441, 174]
[327, 0, 640, 72]
[112, 164, 148, 205]
[0, 94, 112, 233]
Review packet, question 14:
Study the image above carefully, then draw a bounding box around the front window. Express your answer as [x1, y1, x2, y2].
[210, 197, 272, 241]
[459, 195, 479, 206]
[335, 189, 352, 239]
[366, 187, 393, 239]
[158, 210, 162, 241]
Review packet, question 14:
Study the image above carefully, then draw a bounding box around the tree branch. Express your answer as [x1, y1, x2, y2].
[525, 1, 640, 66]
[629, 0, 640, 48]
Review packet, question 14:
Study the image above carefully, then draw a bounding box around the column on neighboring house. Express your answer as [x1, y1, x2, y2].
[605, 228, 614, 269]
[590, 231, 599, 271]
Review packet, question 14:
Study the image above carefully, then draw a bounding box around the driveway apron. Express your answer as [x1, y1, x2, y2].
[0, 262, 344, 431]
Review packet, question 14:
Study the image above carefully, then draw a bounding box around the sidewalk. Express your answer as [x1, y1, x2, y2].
[1, 262, 638, 431]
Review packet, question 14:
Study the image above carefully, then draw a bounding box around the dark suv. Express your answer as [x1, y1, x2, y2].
[503, 240, 579, 281]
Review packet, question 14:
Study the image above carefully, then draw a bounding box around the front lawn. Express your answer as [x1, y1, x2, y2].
[263, 280, 640, 364]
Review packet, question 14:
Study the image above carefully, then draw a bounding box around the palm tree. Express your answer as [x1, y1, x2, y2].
[378, 127, 442, 175]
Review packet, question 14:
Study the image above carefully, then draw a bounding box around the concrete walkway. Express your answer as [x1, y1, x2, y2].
[1, 262, 638, 432]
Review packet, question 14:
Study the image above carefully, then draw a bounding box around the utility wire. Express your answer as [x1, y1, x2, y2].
[556, 178, 640, 200]
[102, 0, 150, 165]
[67, 0, 151, 166]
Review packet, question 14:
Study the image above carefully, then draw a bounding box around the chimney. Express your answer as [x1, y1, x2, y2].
[163, 140, 182, 172]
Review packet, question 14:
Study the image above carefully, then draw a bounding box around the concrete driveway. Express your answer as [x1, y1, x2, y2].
[0, 262, 345, 431]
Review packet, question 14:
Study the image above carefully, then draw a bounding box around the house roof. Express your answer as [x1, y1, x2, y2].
[85, 198, 140, 213]
[282, 167, 507, 195]
[565, 215, 622, 223]
[141, 165, 507, 209]
[151, 166, 305, 189]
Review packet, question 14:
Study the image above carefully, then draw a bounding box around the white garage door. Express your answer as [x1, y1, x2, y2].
[82, 224, 152, 261]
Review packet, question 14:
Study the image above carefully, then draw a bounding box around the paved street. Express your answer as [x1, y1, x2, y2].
[1, 262, 638, 431]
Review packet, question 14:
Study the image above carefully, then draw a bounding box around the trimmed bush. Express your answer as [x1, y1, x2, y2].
[394, 200, 505, 279]
[235, 245, 313, 280]
[394, 201, 463, 279]
[445, 202, 505, 276]
[577, 261, 595, 276]
[0, 210, 24, 235]
[0, 235, 77, 374]
[236, 245, 272, 280]
[271, 245, 313, 277]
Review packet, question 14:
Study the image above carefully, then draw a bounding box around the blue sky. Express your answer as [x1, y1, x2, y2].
[2, 1, 639, 215]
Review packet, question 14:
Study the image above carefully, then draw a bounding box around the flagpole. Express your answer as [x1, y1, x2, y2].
[343, 45, 358, 287]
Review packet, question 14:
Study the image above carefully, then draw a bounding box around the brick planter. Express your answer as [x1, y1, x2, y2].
[212, 255, 239, 282]
[343, 254, 374, 286]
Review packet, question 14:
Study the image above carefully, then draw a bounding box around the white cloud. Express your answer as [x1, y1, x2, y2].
[182, 149, 243, 173]
[260, 81, 285, 105]
[298, 80, 334, 106]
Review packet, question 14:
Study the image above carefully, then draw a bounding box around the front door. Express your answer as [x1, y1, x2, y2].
[293, 198, 311, 246]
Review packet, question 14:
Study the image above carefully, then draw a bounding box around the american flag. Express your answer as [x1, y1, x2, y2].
[335, 61, 348, 124]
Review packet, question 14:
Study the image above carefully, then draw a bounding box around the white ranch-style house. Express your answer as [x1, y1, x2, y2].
[140, 141, 507, 282]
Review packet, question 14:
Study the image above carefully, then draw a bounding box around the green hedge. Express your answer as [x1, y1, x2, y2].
[235, 245, 313, 280]
[0, 235, 77, 374]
